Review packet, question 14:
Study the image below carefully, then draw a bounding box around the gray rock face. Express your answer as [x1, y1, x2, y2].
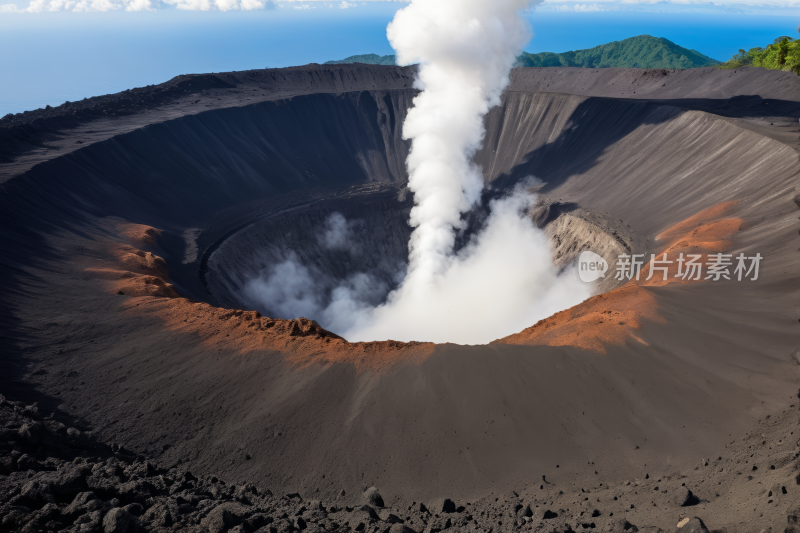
[102, 507, 132, 533]
[530, 195, 649, 295]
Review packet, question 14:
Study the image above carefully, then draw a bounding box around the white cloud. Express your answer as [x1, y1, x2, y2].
[1, 0, 796, 13]
[553, 3, 611, 10]
[537, 0, 800, 13]
[0, 0, 293, 10]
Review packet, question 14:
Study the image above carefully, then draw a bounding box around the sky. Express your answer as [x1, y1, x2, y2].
[0, 1, 798, 116]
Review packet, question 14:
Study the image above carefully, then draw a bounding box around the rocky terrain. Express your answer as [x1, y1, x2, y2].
[3, 390, 800, 533]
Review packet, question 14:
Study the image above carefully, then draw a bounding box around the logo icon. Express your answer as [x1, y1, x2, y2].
[578, 251, 608, 283]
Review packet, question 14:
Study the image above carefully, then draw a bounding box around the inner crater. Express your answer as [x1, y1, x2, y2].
[203, 182, 646, 343]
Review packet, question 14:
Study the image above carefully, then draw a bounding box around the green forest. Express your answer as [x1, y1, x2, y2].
[514, 35, 720, 69]
[719, 36, 800, 75]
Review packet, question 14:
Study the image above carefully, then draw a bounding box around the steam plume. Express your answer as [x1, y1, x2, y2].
[386, 0, 537, 286]
[247, 0, 592, 344]
[343, 0, 592, 343]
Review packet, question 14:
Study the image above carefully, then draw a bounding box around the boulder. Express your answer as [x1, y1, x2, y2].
[348, 504, 381, 529]
[49, 463, 91, 497]
[363, 486, 385, 508]
[19, 479, 55, 506]
[201, 502, 247, 533]
[676, 487, 700, 507]
[518, 503, 532, 517]
[244, 513, 273, 531]
[103, 507, 133, 533]
[64, 491, 98, 517]
[142, 502, 173, 527]
[118, 480, 152, 504]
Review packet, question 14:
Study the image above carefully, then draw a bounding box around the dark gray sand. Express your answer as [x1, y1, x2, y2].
[1, 64, 799, 532]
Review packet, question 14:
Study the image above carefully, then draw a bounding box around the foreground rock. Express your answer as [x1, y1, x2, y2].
[3, 392, 795, 533]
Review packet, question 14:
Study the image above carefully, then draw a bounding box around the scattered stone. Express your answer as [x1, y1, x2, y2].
[610, 518, 639, 532]
[675, 517, 710, 533]
[676, 487, 700, 507]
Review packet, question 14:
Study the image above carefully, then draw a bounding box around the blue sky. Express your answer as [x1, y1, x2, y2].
[1, 1, 798, 115]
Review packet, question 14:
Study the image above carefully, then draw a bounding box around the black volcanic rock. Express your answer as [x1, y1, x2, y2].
[440, 498, 456, 513]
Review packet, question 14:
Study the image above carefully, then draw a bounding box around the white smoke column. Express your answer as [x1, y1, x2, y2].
[339, 0, 593, 344]
[247, 0, 591, 344]
[387, 0, 537, 287]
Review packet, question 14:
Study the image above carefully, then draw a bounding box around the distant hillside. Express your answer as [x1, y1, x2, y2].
[515, 35, 721, 69]
[325, 54, 396, 66]
[326, 36, 720, 70]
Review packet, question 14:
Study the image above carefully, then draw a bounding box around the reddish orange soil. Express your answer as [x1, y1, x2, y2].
[117, 222, 163, 248]
[85, 267, 181, 298]
[85, 223, 179, 298]
[497, 201, 743, 352]
[655, 200, 738, 241]
[640, 203, 742, 286]
[93, 206, 742, 366]
[494, 285, 662, 352]
[88, 223, 434, 374]
[123, 298, 434, 373]
[113, 245, 170, 280]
